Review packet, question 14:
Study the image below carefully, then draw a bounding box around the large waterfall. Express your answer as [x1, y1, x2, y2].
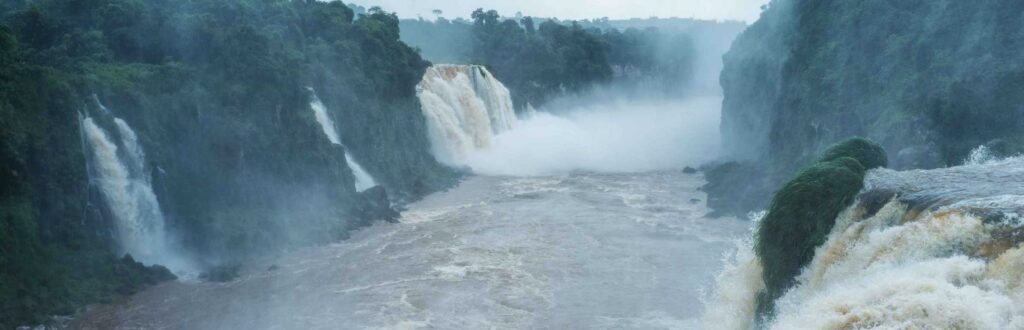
[81, 114, 189, 272]
[308, 88, 376, 192]
[703, 158, 1024, 329]
[416, 64, 517, 165]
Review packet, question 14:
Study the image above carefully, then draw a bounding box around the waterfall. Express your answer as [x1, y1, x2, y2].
[703, 158, 1024, 329]
[308, 88, 376, 192]
[82, 115, 189, 272]
[416, 64, 517, 165]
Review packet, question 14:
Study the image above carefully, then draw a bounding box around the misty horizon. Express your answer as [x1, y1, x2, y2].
[352, 0, 770, 22]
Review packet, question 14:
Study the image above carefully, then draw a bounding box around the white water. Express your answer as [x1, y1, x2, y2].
[965, 145, 998, 165]
[417, 64, 721, 175]
[464, 97, 722, 176]
[703, 158, 1024, 329]
[308, 88, 377, 192]
[82, 116, 191, 272]
[416, 64, 517, 165]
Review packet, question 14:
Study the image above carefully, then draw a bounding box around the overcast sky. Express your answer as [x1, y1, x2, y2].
[353, 0, 771, 23]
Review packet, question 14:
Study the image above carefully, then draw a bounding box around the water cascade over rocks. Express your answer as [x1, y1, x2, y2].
[703, 157, 1024, 329]
[81, 112, 190, 272]
[308, 88, 377, 192]
[416, 64, 517, 165]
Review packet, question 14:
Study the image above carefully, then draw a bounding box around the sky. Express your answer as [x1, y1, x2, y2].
[353, 0, 771, 23]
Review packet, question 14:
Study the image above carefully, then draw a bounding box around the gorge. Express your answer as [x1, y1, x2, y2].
[2, 0, 1024, 329]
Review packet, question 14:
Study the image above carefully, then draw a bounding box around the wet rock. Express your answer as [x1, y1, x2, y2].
[857, 189, 897, 218]
[683, 166, 698, 174]
[351, 186, 401, 230]
[200, 264, 241, 283]
[701, 161, 772, 218]
[982, 138, 1024, 159]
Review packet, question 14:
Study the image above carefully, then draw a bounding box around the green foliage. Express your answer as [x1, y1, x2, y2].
[400, 10, 698, 108]
[754, 138, 883, 318]
[0, 0, 458, 325]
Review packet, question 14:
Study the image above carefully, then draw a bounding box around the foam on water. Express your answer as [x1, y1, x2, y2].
[702, 158, 1024, 329]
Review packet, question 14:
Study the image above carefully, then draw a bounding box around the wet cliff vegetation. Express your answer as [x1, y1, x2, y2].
[754, 138, 887, 318]
[401, 10, 702, 109]
[708, 0, 1024, 216]
[0, 0, 457, 326]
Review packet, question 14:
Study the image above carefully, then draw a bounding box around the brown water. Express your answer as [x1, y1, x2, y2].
[73, 171, 748, 329]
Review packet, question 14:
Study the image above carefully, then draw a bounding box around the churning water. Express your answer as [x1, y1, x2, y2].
[417, 64, 518, 165]
[704, 157, 1024, 329]
[417, 64, 721, 176]
[73, 171, 748, 329]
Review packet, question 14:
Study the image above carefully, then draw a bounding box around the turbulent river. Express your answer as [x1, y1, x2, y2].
[73, 171, 748, 329]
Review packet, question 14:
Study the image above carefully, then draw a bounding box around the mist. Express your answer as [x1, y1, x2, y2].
[355, 0, 769, 22]
[462, 97, 721, 176]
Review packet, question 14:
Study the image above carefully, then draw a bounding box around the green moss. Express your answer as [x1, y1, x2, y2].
[754, 138, 884, 318]
[817, 137, 888, 169]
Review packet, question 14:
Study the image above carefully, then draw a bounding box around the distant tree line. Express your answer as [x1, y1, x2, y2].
[402, 9, 698, 109]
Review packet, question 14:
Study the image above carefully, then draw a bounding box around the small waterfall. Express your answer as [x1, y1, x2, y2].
[82, 114, 189, 271]
[416, 64, 517, 165]
[308, 88, 376, 192]
[702, 158, 1024, 329]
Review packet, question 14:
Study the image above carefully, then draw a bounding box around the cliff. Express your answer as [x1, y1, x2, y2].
[710, 0, 1024, 215]
[0, 1, 456, 326]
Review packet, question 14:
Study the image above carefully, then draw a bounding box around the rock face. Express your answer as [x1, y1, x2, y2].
[701, 161, 771, 218]
[708, 0, 1024, 215]
[351, 186, 401, 230]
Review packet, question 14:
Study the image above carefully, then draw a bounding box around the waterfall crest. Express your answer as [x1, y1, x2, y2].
[82, 114, 190, 272]
[703, 158, 1024, 329]
[416, 64, 517, 165]
[308, 88, 376, 192]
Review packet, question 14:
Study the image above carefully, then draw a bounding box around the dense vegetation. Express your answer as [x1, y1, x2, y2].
[0, 0, 457, 326]
[708, 0, 1024, 216]
[754, 138, 886, 319]
[402, 11, 700, 109]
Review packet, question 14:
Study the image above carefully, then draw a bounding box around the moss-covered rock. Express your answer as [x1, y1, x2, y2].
[818, 137, 888, 170]
[754, 138, 884, 318]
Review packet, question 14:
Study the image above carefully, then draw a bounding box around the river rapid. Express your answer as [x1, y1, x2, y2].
[73, 171, 748, 329]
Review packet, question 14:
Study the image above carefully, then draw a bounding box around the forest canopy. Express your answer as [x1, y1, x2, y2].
[402, 9, 699, 108]
[0, 0, 456, 327]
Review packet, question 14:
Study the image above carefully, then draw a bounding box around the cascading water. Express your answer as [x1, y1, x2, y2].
[416, 64, 517, 165]
[703, 158, 1024, 329]
[308, 88, 376, 192]
[82, 111, 190, 272]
